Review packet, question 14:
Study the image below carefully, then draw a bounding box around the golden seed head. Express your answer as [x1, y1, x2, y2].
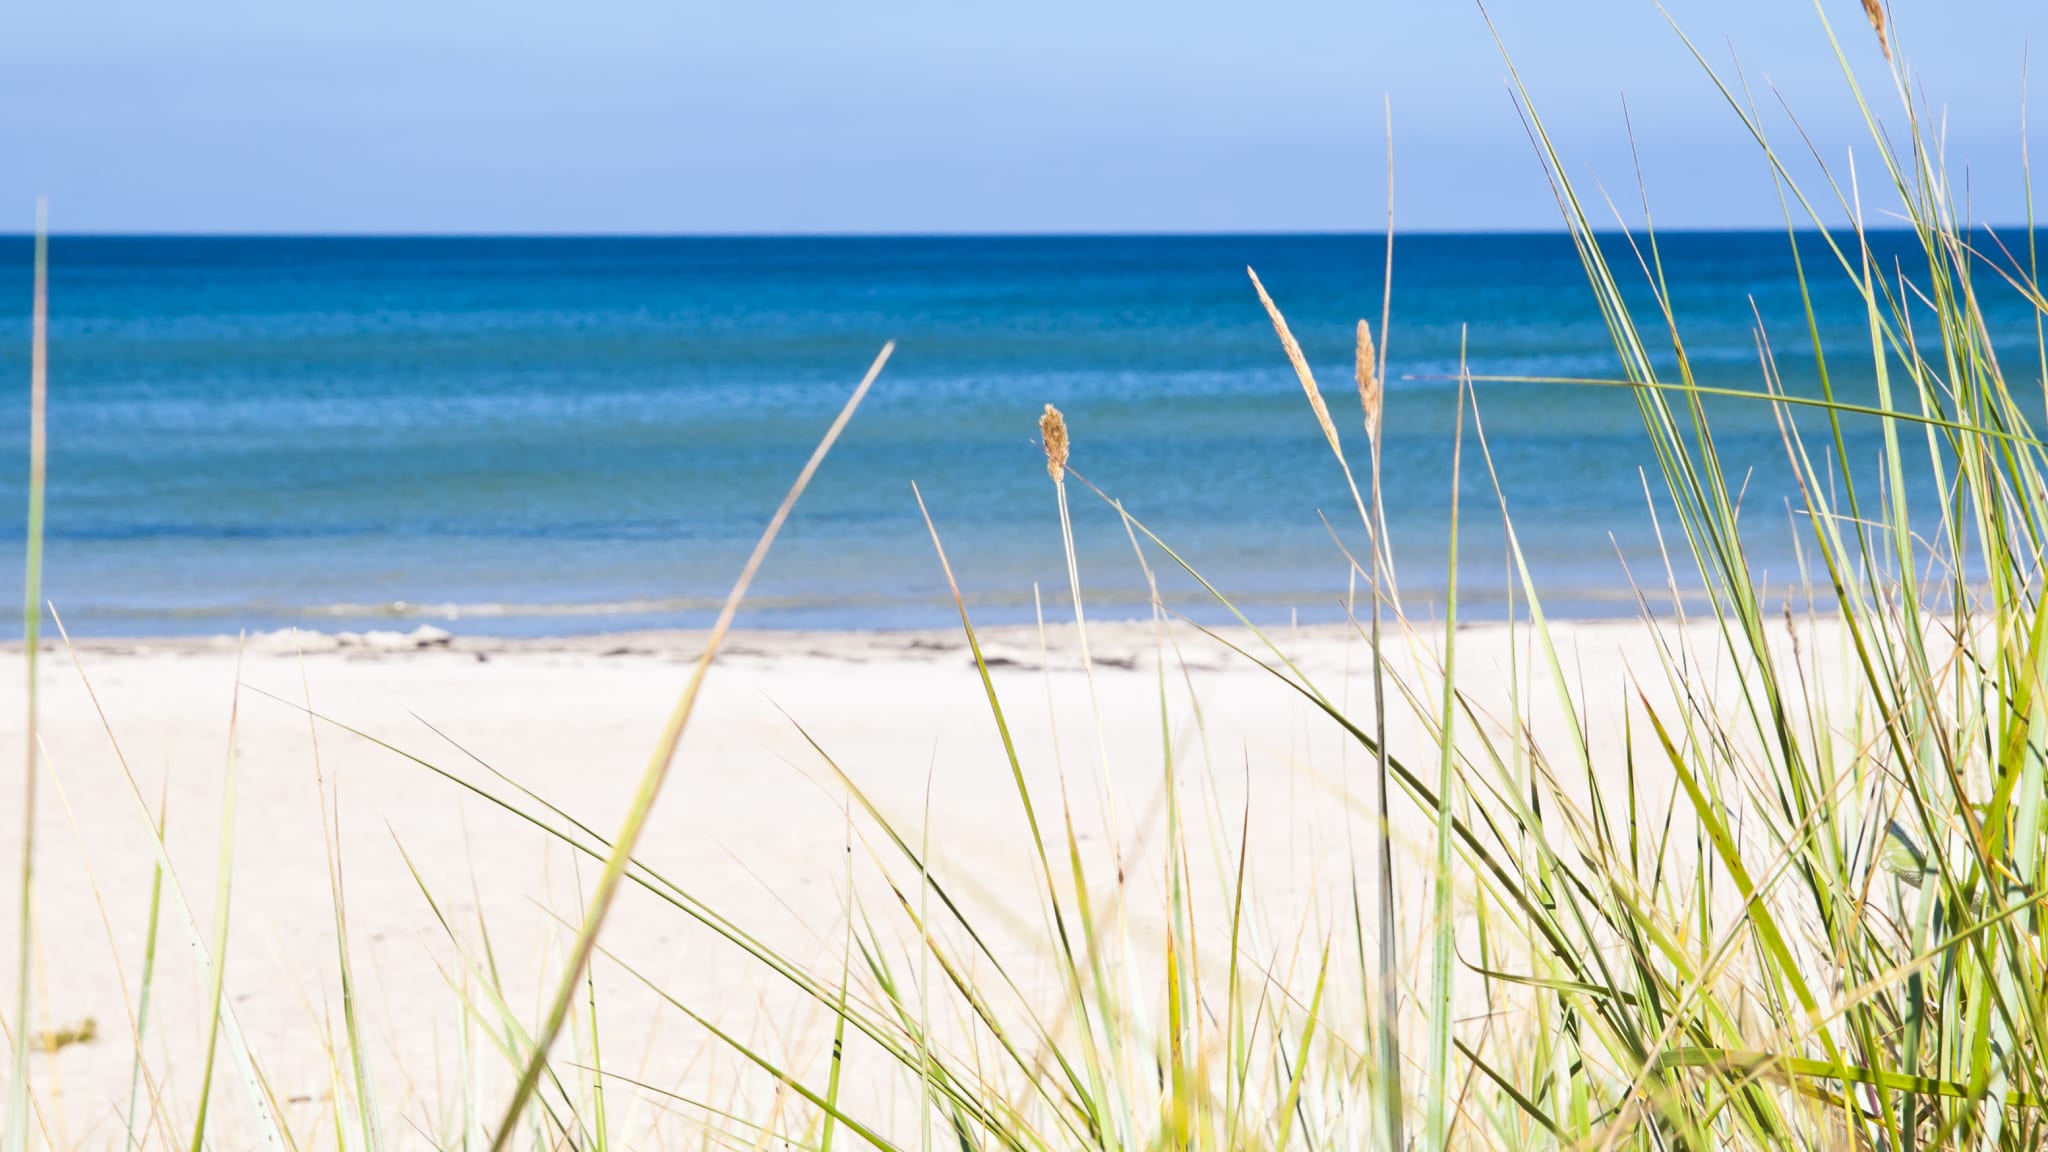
[1039, 403, 1069, 482]
[1248, 267, 1343, 458]
[1862, 0, 1889, 60]
[1355, 319, 1382, 446]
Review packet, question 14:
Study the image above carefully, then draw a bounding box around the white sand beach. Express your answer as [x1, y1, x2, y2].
[0, 614, 1819, 1148]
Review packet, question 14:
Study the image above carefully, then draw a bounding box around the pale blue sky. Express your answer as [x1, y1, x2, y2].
[2, 1, 2041, 233]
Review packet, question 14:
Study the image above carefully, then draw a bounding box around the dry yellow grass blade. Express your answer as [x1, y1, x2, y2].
[484, 341, 893, 1152]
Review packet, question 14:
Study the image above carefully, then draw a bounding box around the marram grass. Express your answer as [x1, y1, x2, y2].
[10, 7, 2048, 1151]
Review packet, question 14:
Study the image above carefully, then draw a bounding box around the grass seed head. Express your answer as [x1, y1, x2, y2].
[1355, 319, 1382, 447]
[1248, 268, 1344, 458]
[1862, 0, 1889, 60]
[1040, 403, 1069, 483]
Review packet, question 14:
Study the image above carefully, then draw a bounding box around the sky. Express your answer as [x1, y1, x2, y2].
[2, 1, 2043, 234]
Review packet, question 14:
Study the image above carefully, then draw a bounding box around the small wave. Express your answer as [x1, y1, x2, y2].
[138, 582, 1656, 620]
[129, 592, 969, 621]
[293, 598, 720, 619]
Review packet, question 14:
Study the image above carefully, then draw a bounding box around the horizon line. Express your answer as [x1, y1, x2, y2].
[0, 223, 1985, 242]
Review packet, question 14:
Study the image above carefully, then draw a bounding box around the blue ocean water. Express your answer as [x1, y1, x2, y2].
[0, 233, 2032, 637]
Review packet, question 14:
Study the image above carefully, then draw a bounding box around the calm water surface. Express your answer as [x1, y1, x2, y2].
[0, 233, 2029, 636]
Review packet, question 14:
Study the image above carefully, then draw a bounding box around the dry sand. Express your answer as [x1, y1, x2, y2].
[0, 615, 1802, 1148]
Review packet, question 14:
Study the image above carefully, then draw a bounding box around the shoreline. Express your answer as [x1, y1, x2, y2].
[4, 614, 1671, 670]
[0, 583, 1703, 646]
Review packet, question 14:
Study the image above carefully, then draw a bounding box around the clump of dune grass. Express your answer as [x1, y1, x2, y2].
[10, 5, 2048, 1152]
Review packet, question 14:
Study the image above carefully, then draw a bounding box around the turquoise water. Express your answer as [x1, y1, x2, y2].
[0, 233, 2029, 636]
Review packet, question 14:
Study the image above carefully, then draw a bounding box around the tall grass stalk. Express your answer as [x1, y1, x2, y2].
[184, 647, 244, 1152]
[1039, 405, 1142, 1152]
[1369, 107, 1405, 1152]
[484, 342, 890, 1152]
[301, 637, 382, 1152]
[1423, 338, 1468, 1152]
[48, 597, 297, 1152]
[6, 199, 46, 1152]
[125, 778, 167, 1152]
[1248, 267, 1405, 1151]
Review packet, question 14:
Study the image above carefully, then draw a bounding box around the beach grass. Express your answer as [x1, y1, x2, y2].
[8, 199, 47, 1152]
[10, 4, 2048, 1150]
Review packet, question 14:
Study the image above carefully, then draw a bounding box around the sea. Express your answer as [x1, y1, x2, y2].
[0, 232, 2033, 638]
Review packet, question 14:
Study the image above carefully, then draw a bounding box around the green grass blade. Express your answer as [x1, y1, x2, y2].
[1269, 944, 1330, 1152]
[309, 685, 383, 1152]
[485, 345, 887, 1152]
[48, 610, 293, 1152]
[187, 646, 247, 1152]
[818, 841, 854, 1152]
[126, 779, 169, 1152]
[6, 199, 46, 1152]
[1423, 350, 1467, 1152]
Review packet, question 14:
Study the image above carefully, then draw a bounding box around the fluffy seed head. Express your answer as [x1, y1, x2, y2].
[1355, 320, 1382, 446]
[1040, 403, 1069, 482]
